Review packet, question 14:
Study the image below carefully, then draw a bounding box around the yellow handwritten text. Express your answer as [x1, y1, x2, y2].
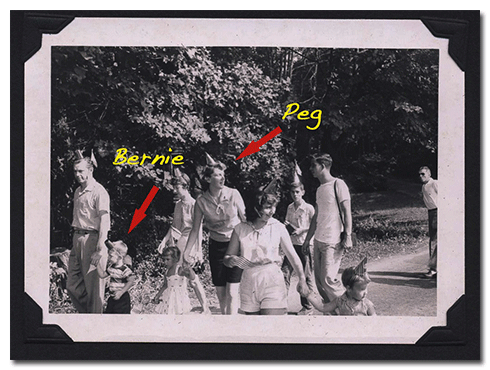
[113, 148, 184, 166]
[282, 103, 322, 130]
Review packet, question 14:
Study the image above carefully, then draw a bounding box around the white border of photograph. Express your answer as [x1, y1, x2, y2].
[24, 17, 464, 343]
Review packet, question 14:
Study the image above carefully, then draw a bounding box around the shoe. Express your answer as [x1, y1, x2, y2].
[297, 307, 314, 315]
[423, 269, 437, 278]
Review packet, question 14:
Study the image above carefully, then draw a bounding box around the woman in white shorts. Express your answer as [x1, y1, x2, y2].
[224, 182, 309, 315]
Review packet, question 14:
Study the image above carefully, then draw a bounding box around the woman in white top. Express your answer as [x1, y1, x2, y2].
[224, 183, 309, 315]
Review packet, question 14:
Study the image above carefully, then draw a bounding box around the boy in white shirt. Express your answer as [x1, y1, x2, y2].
[282, 182, 315, 315]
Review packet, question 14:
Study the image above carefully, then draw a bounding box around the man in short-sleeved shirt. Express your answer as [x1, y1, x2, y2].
[67, 157, 110, 313]
[419, 166, 438, 278]
[303, 154, 353, 303]
[315, 179, 351, 245]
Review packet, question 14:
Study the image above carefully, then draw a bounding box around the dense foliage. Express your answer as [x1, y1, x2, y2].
[51, 46, 438, 260]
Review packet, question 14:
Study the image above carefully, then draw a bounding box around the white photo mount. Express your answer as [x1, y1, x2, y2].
[14, 11, 479, 360]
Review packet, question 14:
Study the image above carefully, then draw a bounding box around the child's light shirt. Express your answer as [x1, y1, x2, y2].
[285, 200, 315, 245]
[330, 292, 375, 316]
[315, 179, 350, 245]
[233, 218, 286, 266]
[196, 186, 245, 242]
[107, 264, 133, 294]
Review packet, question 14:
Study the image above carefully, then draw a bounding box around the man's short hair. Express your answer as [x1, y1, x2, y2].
[419, 166, 431, 173]
[311, 153, 333, 169]
[171, 172, 191, 189]
[74, 157, 94, 171]
[289, 181, 304, 191]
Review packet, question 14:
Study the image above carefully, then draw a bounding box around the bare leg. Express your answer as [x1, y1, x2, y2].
[226, 282, 240, 315]
[188, 276, 211, 314]
[215, 286, 227, 314]
[243, 311, 260, 315]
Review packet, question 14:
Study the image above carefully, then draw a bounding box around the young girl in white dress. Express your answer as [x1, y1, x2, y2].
[153, 246, 195, 315]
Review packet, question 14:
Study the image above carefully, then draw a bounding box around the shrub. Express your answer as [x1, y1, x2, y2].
[344, 154, 397, 192]
[355, 214, 426, 241]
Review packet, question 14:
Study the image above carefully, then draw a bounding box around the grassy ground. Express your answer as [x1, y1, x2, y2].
[49, 177, 429, 314]
[342, 178, 427, 268]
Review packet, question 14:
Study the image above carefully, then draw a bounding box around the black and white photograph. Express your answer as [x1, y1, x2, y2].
[48, 45, 440, 317]
[13, 12, 479, 360]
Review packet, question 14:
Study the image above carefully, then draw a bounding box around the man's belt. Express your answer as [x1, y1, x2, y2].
[73, 228, 99, 235]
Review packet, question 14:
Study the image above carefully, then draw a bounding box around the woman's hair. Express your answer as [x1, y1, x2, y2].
[245, 191, 280, 222]
[201, 162, 227, 191]
[162, 246, 181, 262]
[170, 172, 191, 190]
[341, 267, 371, 289]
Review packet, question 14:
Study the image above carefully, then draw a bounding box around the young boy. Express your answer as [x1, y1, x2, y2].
[302, 260, 376, 316]
[282, 181, 316, 315]
[97, 240, 136, 314]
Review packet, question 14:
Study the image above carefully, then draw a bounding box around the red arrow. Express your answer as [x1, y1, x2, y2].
[128, 185, 160, 234]
[236, 126, 283, 160]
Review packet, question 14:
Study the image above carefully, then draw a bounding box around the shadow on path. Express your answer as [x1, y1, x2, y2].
[369, 271, 437, 289]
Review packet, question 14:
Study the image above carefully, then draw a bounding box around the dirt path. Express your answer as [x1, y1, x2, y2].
[189, 246, 436, 316]
[286, 245, 436, 316]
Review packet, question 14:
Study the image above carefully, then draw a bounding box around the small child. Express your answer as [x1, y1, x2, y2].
[152, 246, 199, 315]
[302, 258, 376, 316]
[97, 240, 136, 314]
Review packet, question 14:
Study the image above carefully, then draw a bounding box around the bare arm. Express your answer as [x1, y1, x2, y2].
[292, 226, 310, 236]
[281, 229, 306, 281]
[302, 204, 318, 253]
[367, 300, 377, 316]
[97, 212, 110, 250]
[183, 203, 204, 263]
[96, 254, 109, 278]
[223, 230, 241, 267]
[153, 276, 168, 303]
[339, 199, 353, 248]
[280, 226, 308, 295]
[113, 275, 137, 300]
[179, 265, 196, 281]
[304, 291, 338, 313]
[236, 191, 247, 222]
[91, 212, 110, 266]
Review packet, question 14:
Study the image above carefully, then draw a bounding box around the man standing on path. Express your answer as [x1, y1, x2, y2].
[66, 152, 110, 313]
[302, 154, 353, 303]
[419, 166, 438, 278]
